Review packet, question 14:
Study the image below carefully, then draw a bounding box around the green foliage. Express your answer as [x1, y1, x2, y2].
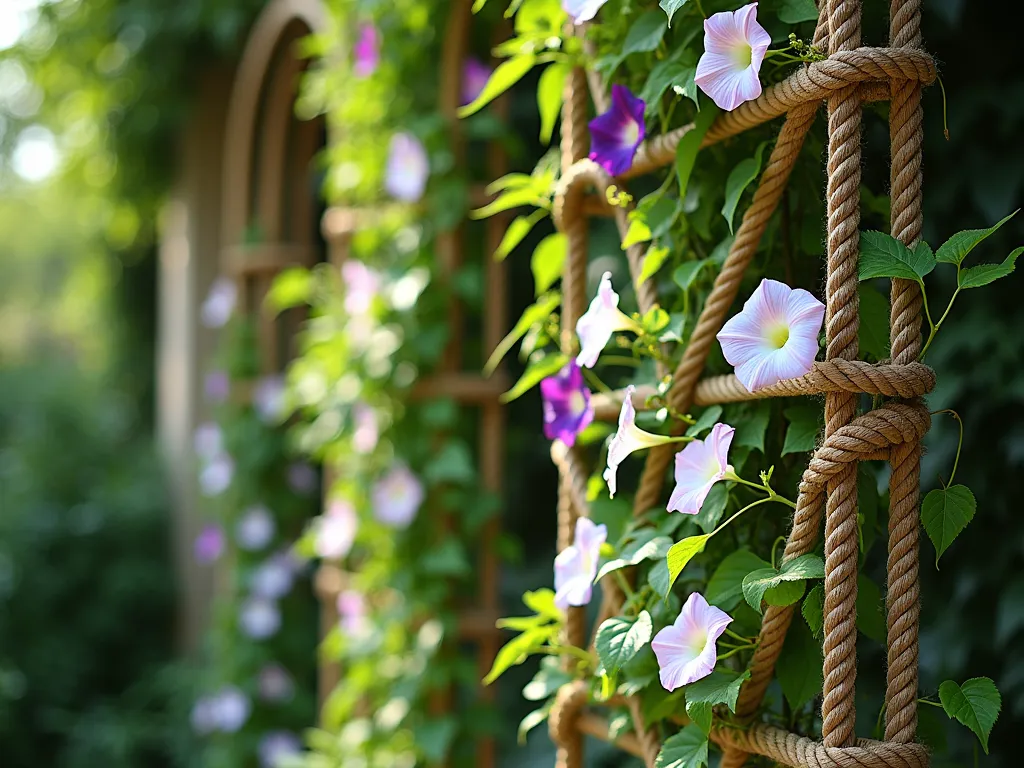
[742, 554, 825, 613]
[939, 678, 1001, 754]
[684, 670, 750, 712]
[596, 611, 653, 675]
[654, 724, 708, 768]
[921, 484, 977, 566]
[721, 144, 767, 233]
[666, 534, 710, 590]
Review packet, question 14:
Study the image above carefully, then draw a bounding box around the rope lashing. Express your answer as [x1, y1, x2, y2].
[713, 724, 929, 768]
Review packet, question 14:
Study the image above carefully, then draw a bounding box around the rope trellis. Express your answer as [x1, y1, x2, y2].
[546, 0, 934, 765]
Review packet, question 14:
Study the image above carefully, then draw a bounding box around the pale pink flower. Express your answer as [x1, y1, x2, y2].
[352, 402, 379, 454]
[201, 277, 237, 328]
[316, 499, 358, 560]
[337, 589, 368, 635]
[717, 278, 825, 392]
[668, 423, 734, 516]
[236, 505, 275, 551]
[652, 592, 732, 691]
[341, 260, 381, 316]
[575, 272, 641, 368]
[694, 3, 772, 111]
[372, 464, 424, 528]
[385, 132, 429, 203]
[604, 385, 679, 498]
[554, 517, 607, 610]
[563, 0, 609, 24]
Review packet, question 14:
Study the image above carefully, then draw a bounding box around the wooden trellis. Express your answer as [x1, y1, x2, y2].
[315, 2, 511, 766]
[547, 1, 936, 767]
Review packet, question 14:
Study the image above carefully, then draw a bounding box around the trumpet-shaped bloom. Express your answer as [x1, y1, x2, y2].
[372, 463, 424, 528]
[575, 272, 640, 368]
[194, 524, 225, 564]
[668, 422, 735, 515]
[541, 361, 594, 447]
[563, 0, 609, 24]
[201, 278, 236, 328]
[385, 132, 429, 203]
[236, 505, 276, 551]
[462, 57, 491, 106]
[316, 499, 358, 559]
[604, 385, 679, 498]
[353, 23, 379, 77]
[717, 278, 825, 392]
[694, 3, 772, 111]
[554, 517, 607, 610]
[588, 84, 646, 176]
[652, 592, 732, 691]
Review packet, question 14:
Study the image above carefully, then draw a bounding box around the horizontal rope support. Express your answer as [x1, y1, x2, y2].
[622, 47, 935, 180]
[713, 723, 929, 768]
[589, 362, 934, 421]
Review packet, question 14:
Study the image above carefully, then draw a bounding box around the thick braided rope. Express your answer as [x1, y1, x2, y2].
[884, 0, 925, 744]
[819, 0, 864, 748]
[624, 48, 934, 179]
[551, 441, 591, 521]
[549, 680, 588, 768]
[713, 724, 928, 768]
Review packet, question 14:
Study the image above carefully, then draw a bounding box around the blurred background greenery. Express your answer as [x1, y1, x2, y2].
[0, 0, 1021, 765]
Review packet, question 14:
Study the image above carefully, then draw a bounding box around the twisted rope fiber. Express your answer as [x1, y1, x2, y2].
[885, 0, 925, 745]
[713, 724, 928, 768]
[624, 48, 934, 179]
[550, 680, 588, 768]
[551, 441, 591, 522]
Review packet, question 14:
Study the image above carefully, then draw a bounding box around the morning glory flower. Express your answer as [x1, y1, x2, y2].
[575, 272, 642, 368]
[540, 361, 594, 448]
[201, 277, 237, 328]
[717, 278, 825, 392]
[258, 663, 295, 703]
[652, 592, 733, 690]
[337, 589, 368, 635]
[461, 57, 492, 106]
[554, 517, 607, 610]
[668, 423, 735, 515]
[259, 731, 303, 768]
[240, 597, 281, 640]
[694, 3, 772, 111]
[372, 463, 424, 528]
[352, 402, 379, 454]
[204, 370, 230, 403]
[190, 696, 220, 735]
[236, 505, 275, 551]
[604, 385, 680, 498]
[212, 686, 251, 733]
[193, 422, 223, 460]
[353, 22, 380, 77]
[200, 453, 234, 496]
[286, 462, 318, 496]
[563, 0, 609, 24]
[316, 499, 358, 560]
[251, 553, 296, 600]
[194, 524, 225, 564]
[341, 260, 381, 316]
[385, 132, 429, 203]
[253, 375, 287, 424]
[588, 84, 646, 176]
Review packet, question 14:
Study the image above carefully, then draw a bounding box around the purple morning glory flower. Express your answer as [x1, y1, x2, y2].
[239, 597, 281, 640]
[250, 553, 296, 600]
[194, 524, 225, 564]
[354, 23, 379, 77]
[253, 375, 287, 424]
[199, 453, 234, 497]
[540, 361, 594, 447]
[212, 686, 251, 733]
[204, 370, 230, 403]
[588, 84, 646, 176]
[258, 663, 295, 703]
[385, 132, 429, 202]
[193, 422, 223, 461]
[372, 463, 424, 528]
[461, 57, 492, 106]
[201, 278, 237, 328]
[258, 731, 303, 768]
[190, 695, 219, 735]
[236, 504, 275, 551]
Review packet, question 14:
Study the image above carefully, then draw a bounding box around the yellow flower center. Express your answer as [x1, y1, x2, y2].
[623, 120, 640, 146]
[570, 390, 587, 417]
[765, 321, 790, 350]
[687, 627, 709, 653]
[732, 43, 753, 69]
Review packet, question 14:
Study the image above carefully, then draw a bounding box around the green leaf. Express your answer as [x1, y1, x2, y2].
[531, 233, 567, 295]
[484, 626, 549, 684]
[802, 583, 824, 637]
[676, 104, 719, 200]
[414, 717, 457, 763]
[686, 405, 723, 437]
[648, 557, 672, 599]
[958, 246, 1023, 289]
[673, 260, 708, 291]
[782, 404, 820, 455]
[522, 660, 573, 701]
[622, 216, 653, 248]
[596, 611, 653, 675]
[622, 11, 667, 56]
[493, 209, 546, 261]
[859, 230, 936, 284]
[639, 246, 671, 286]
[640, 60, 695, 115]
[521, 588, 563, 622]
[856, 573, 886, 642]
[939, 677, 1001, 754]
[776, 616, 823, 710]
[659, 0, 690, 26]
[732, 400, 772, 453]
[674, 67, 700, 108]
[763, 578, 806, 607]
[266, 266, 311, 311]
[777, 0, 819, 23]
[459, 54, 537, 118]
[921, 484, 976, 566]
[707, 549, 772, 611]
[685, 701, 712, 736]
[537, 62, 570, 144]
[471, 186, 548, 219]
[742, 554, 825, 614]
[721, 144, 766, 233]
[501, 352, 568, 403]
[858, 284, 891, 360]
[666, 534, 710, 591]
[655, 724, 708, 768]
[483, 293, 560, 375]
[596, 535, 672, 582]
[637, 193, 680, 239]
[694, 483, 728, 534]
[935, 210, 1017, 264]
[423, 442, 475, 484]
[685, 669, 751, 712]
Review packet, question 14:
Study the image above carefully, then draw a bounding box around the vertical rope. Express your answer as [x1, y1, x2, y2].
[821, 0, 863, 749]
[885, 0, 924, 744]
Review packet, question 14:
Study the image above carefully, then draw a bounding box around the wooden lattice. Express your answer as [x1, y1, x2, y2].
[547, 1, 936, 766]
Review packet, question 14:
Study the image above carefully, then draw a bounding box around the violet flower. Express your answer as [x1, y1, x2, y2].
[385, 132, 429, 203]
[204, 370, 230, 403]
[199, 453, 234, 497]
[201, 278, 237, 329]
[316, 498, 358, 560]
[352, 402, 379, 454]
[353, 22, 380, 77]
[236, 505, 275, 551]
[588, 84, 646, 176]
[258, 731, 303, 768]
[540, 361, 594, 447]
[286, 462, 318, 496]
[341, 260, 381, 316]
[253, 375, 287, 424]
[239, 597, 281, 640]
[194, 422, 223, 461]
[371, 463, 424, 528]
[194, 524, 225, 564]
[554, 517, 607, 610]
[461, 57, 492, 106]
[337, 589, 368, 635]
[251, 553, 296, 600]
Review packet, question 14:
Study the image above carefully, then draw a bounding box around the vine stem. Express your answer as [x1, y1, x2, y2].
[930, 409, 964, 487]
[723, 471, 797, 510]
